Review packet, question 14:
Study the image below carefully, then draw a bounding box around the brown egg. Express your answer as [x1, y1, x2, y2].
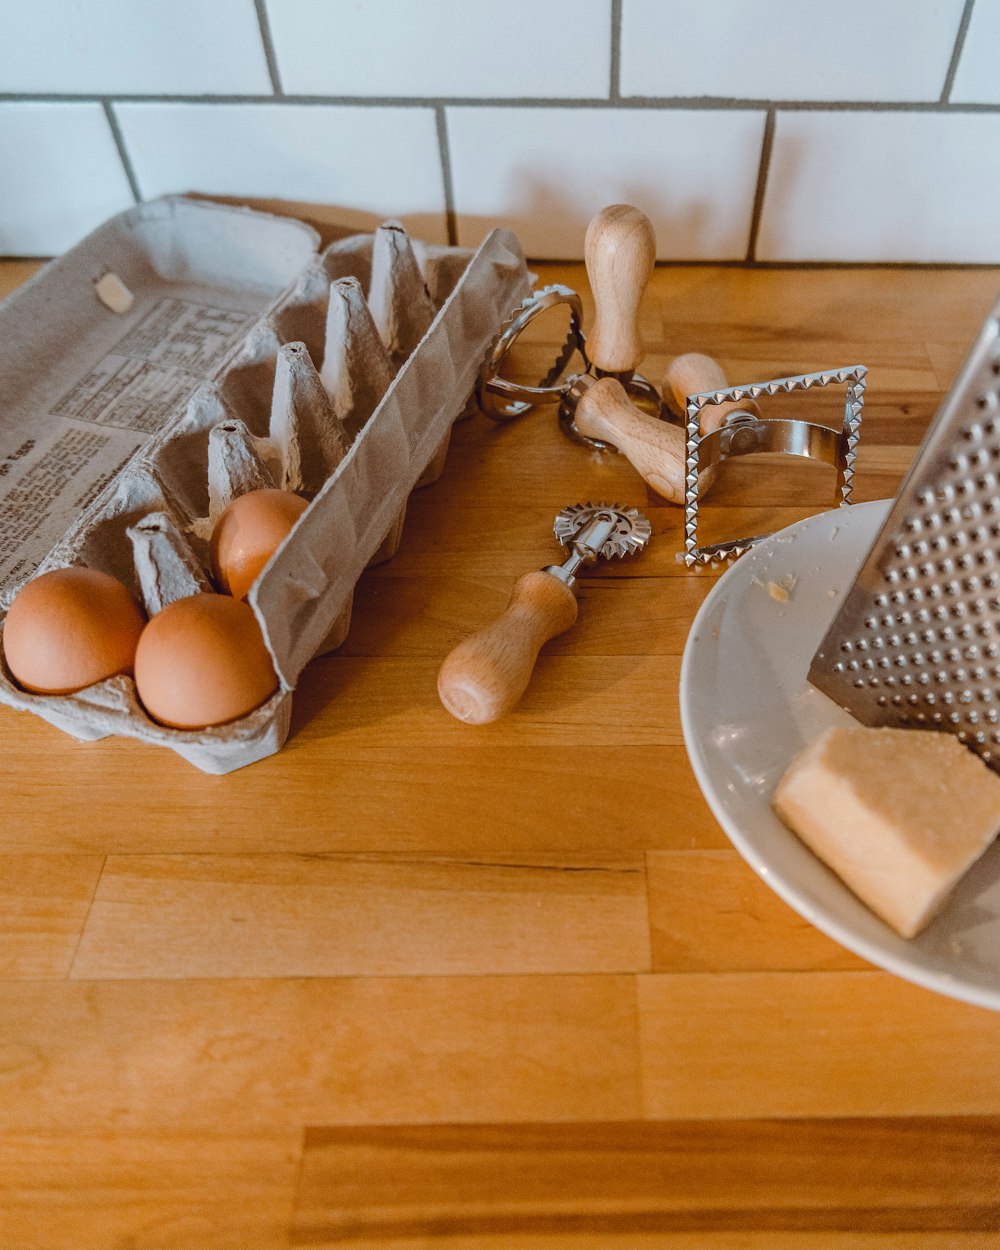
[210, 488, 310, 600]
[2, 566, 146, 695]
[134, 593, 279, 729]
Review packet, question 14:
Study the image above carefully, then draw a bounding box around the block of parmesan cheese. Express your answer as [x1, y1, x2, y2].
[772, 726, 1000, 938]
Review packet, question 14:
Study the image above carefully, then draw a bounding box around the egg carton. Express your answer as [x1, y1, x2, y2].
[0, 196, 530, 772]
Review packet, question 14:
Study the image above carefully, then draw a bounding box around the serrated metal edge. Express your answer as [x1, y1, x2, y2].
[554, 500, 652, 560]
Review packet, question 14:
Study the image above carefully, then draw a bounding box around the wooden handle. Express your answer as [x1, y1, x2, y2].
[662, 351, 761, 434]
[437, 570, 578, 725]
[584, 205, 656, 375]
[573, 376, 687, 504]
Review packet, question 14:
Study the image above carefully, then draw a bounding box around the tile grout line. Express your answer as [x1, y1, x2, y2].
[101, 100, 142, 204]
[609, 0, 623, 102]
[745, 108, 776, 263]
[252, 0, 284, 96]
[435, 106, 459, 247]
[940, 0, 977, 103]
[3, 94, 1000, 112]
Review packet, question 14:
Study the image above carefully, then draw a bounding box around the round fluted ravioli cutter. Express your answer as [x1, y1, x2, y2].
[475, 205, 679, 492]
[437, 501, 651, 724]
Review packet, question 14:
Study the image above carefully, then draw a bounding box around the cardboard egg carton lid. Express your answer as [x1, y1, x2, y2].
[0, 195, 530, 772]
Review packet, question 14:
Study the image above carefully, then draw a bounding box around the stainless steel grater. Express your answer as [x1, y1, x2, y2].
[810, 295, 1000, 768]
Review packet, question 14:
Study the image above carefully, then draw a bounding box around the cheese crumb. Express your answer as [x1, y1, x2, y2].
[766, 575, 797, 603]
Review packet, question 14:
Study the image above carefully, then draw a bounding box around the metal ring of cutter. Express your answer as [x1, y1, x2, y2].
[476, 285, 585, 421]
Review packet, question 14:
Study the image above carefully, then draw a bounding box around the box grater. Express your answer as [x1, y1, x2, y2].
[809, 295, 1000, 768]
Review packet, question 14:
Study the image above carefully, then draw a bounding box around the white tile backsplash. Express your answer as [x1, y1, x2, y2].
[0, 4, 995, 262]
[951, 0, 1000, 104]
[0, 104, 135, 255]
[114, 104, 449, 243]
[758, 110, 1000, 263]
[0, 0, 272, 96]
[265, 0, 611, 98]
[620, 0, 966, 102]
[447, 107, 766, 259]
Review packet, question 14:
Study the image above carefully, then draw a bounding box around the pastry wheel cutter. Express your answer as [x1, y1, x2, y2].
[810, 295, 1000, 770]
[437, 501, 651, 724]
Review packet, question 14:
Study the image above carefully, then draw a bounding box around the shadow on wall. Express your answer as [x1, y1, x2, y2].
[456, 172, 727, 262]
[185, 193, 449, 250]
[754, 129, 807, 262]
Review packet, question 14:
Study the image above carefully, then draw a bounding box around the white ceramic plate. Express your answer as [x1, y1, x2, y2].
[680, 498, 1000, 1010]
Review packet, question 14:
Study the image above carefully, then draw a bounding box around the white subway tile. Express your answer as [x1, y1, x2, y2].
[621, 0, 965, 102]
[951, 0, 1000, 104]
[0, 104, 135, 256]
[758, 110, 1000, 262]
[115, 104, 448, 243]
[0, 0, 272, 96]
[265, 0, 611, 98]
[447, 106, 766, 259]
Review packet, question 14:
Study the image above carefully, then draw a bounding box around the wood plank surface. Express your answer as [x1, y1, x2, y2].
[0, 975, 640, 1130]
[292, 1119, 1000, 1244]
[638, 971, 1000, 1118]
[70, 853, 651, 978]
[2, 252, 1000, 1246]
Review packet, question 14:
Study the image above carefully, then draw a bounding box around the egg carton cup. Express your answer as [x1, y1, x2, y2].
[0, 196, 530, 772]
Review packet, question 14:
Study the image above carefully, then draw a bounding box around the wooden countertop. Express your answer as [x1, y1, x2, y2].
[2, 254, 1000, 1247]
